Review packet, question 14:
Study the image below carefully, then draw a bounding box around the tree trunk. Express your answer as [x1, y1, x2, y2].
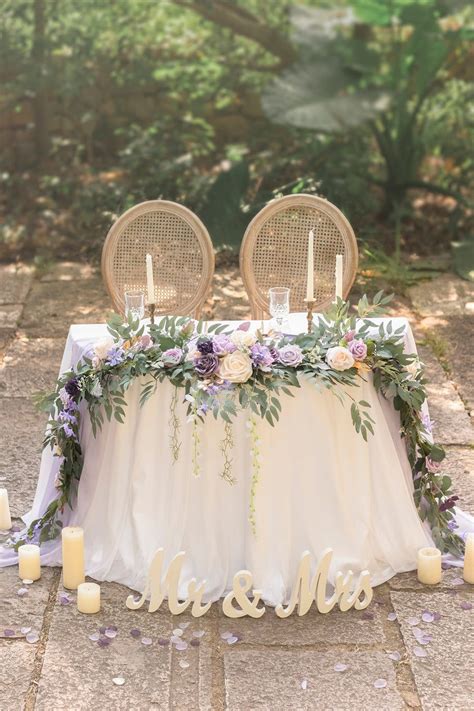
[32, 0, 49, 166]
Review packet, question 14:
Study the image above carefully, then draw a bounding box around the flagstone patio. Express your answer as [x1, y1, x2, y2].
[0, 262, 473, 710]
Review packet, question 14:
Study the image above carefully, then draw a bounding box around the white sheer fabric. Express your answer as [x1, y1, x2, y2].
[1, 315, 471, 604]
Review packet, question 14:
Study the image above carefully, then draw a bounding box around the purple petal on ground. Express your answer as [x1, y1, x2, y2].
[412, 627, 424, 639]
[179, 622, 191, 630]
[105, 629, 117, 639]
[374, 678, 387, 689]
[221, 631, 232, 640]
[89, 632, 100, 642]
[3, 629, 15, 637]
[334, 663, 348, 673]
[141, 637, 153, 646]
[451, 577, 464, 586]
[407, 617, 420, 626]
[301, 679, 308, 690]
[130, 628, 141, 638]
[413, 646, 428, 658]
[98, 638, 110, 648]
[176, 641, 188, 651]
[26, 631, 39, 644]
[108, 625, 118, 632]
[227, 636, 239, 645]
[361, 611, 374, 620]
[193, 630, 205, 638]
[387, 651, 401, 662]
[99, 626, 107, 634]
[418, 636, 432, 646]
[421, 612, 435, 623]
[11, 525, 21, 533]
[190, 639, 200, 647]
[58, 592, 72, 606]
[17, 588, 29, 597]
[158, 638, 170, 646]
[170, 635, 182, 644]
[387, 612, 397, 621]
[172, 628, 183, 637]
[460, 601, 473, 610]
[433, 612, 442, 621]
[179, 660, 190, 669]
[20, 627, 32, 635]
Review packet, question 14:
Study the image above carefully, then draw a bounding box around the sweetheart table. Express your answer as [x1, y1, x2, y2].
[1, 314, 470, 605]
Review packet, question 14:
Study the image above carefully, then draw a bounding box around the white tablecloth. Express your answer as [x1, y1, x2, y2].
[4, 314, 452, 604]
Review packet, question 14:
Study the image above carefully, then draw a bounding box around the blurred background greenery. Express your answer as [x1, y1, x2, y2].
[0, 0, 473, 287]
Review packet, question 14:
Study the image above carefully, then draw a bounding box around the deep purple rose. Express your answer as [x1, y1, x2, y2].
[65, 377, 80, 398]
[194, 353, 219, 377]
[162, 347, 183, 367]
[439, 495, 459, 513]
[278, 344, 303, 367]
[250, 343, 274, 370]
[348, 339, 367, 361]
[196, 337, 214, 355]
[212, 334, 236, 356]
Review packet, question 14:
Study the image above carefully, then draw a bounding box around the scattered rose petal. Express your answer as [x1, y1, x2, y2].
[179, 622, 190, 630]
[20, 627, 32, 635]
[361, 611, 374, 620]
[193, 630, 205, 638]
[130, 628, 141, 638]
[433, 612, 442, 621]
[387, 612, 397, 621]
[158, 638, 170, 646]
[421, 612, 435, 623]
[141, 637, 152, 646]
[418, 636, 432, 646]
[26, 631, 39, 644]
[3, 629, 15, 637]
[334, 663, 348, 672]
[179, 660, 190, 669]
[374, 678, 387, 689]
[221, 631, 232, 640]
[176, 641, 188, 651]
[451, 577, 464, 586]
[190, 639, 200, 647]
[413, 646, 428, 658]
[173, 628, 183, 637]
[58, 592, 72, 606]
[98, 638, 110, 648]
[89, 632, 100, 642]
[387, 651, 401, 662]
[407, 617, 420, 626]
[460, 601, 472, 611]
[171, 635, 182, 644]
[108, 625, 118, 632]
[99, 626, 107, 634]
[17, 588, 29, 597]
[227, 636, 239, 645]
[112, 677, 125, 686]
[22, 579, 34, 585]
[301, 679, 308, 690]
[105, 629, 117, 639]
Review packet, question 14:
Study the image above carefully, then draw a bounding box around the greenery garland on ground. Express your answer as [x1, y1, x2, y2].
[13, 293, 463, 556]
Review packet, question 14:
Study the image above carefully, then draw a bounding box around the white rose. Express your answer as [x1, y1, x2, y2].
[219, 350, 253, 383]
[94, 336, 114, 360]
[326, 346, 355, 371]
[230, 330, 256, 349]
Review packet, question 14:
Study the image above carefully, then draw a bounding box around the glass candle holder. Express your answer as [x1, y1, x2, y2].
[124, 290, 145, 321]
[269, 287, 290, 330]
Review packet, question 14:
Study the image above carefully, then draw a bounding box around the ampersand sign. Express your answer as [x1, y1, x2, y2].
[222, 571, 265, 618]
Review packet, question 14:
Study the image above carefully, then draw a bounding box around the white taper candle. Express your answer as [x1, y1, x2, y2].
[146, 254, 155, 305]
[335, 254, 343, 300]
[0, 488, 12, 530]
[62, 526, 85, 590]
[306, 230, 314, 301]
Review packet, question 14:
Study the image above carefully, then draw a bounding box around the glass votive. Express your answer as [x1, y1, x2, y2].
[124, 290, 145, 321]
[417, 547, 442, 585]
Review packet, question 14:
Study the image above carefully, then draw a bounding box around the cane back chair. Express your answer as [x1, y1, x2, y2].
[240, 194, 358, 318]
[101, 200, 215, 318]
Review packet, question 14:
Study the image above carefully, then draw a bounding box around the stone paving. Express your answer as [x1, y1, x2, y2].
[0, 262, 473, 710]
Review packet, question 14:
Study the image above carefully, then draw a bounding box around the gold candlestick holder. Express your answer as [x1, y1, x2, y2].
[304, 298, 315, 334]
[148, 302, 156, 326]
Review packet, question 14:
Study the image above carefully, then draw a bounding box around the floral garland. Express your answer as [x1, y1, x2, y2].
[14, 293, 463, 556]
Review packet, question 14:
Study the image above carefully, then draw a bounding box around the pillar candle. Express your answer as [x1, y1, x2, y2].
[417, 547, 442, 585]
[335, 254, 343, 300]
[306, 230, 314, 301]
[18, 544, 41, 581]
[146, 254, 155, 305]
[0, 488, 12, 530]
[77, 582, 101, 614]
[62, 526, 85, 590]
[463, 533, 474, 584]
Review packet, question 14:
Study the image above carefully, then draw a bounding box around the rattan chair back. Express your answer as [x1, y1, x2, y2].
[101, 200, 214, 317]
[240, 194, 358, 318]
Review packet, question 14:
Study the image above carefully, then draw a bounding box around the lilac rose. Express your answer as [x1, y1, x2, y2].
[250, 343, 274, 371]
[162, 347, 183, 367]
[344, 330, 356, 342]
[138, 334, 153, 350]
[348, 338, 367, 361]
[212, 334, 236, 356]
[278, 344, 303, 367]
[194, 353, 219, 377]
